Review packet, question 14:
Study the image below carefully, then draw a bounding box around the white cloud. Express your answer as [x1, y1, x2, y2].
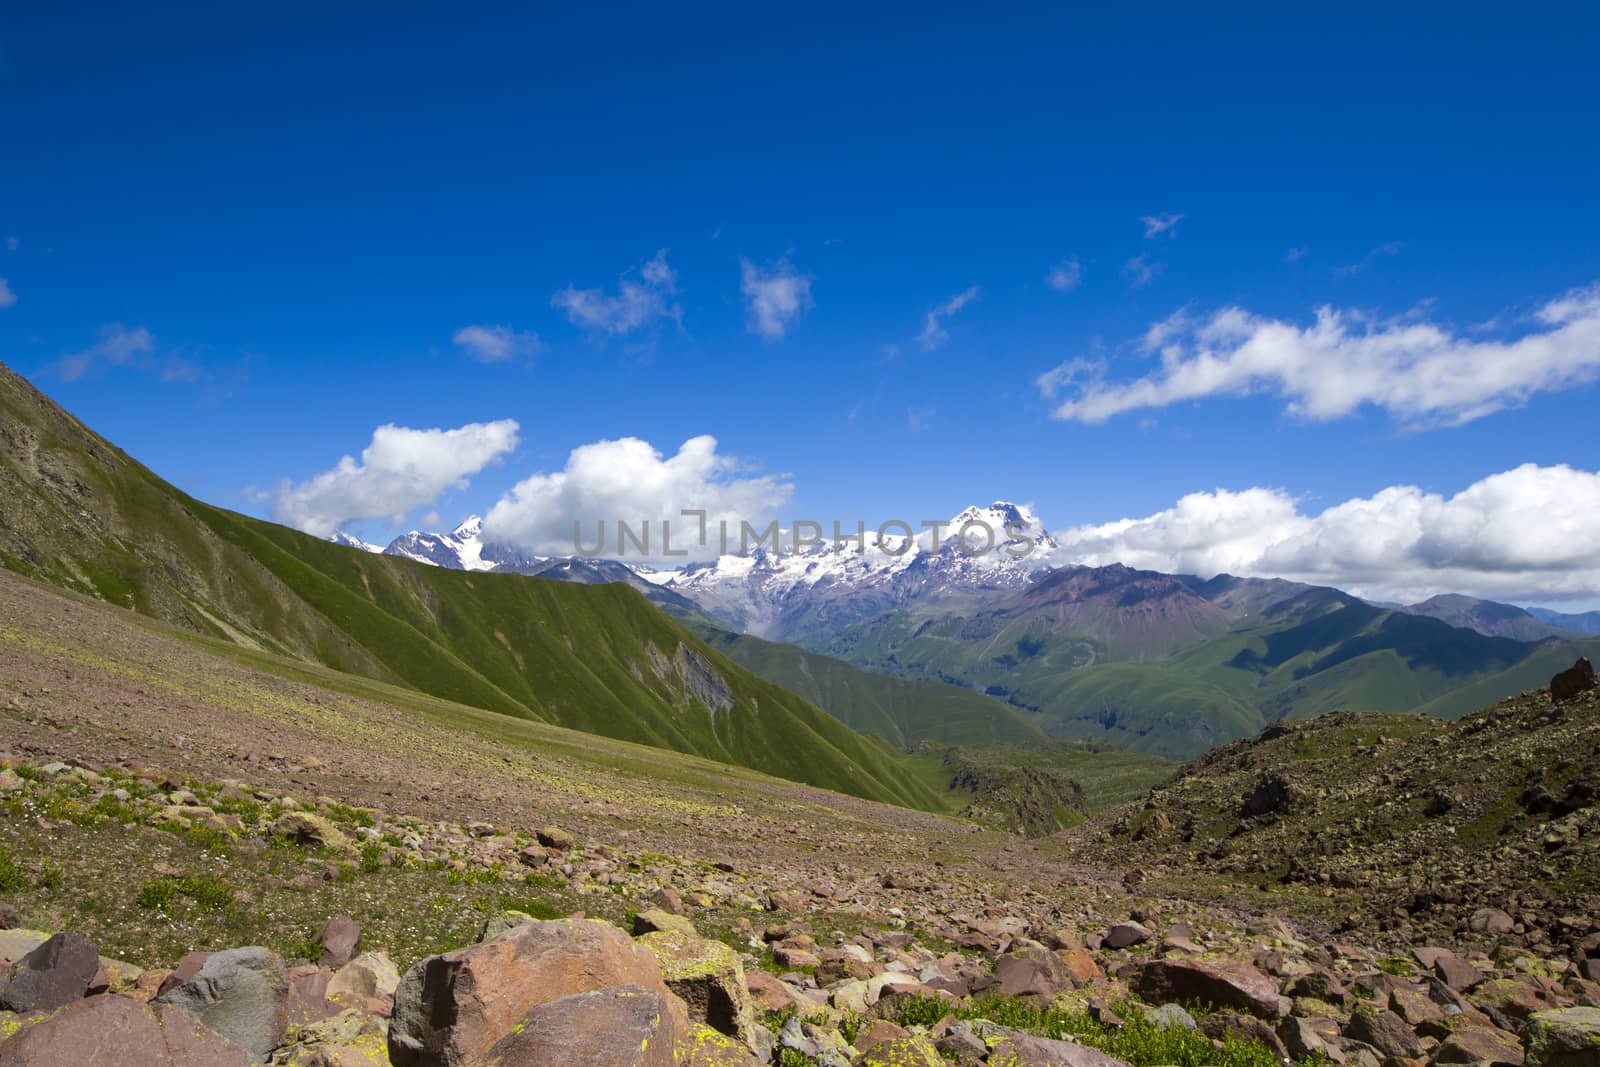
[1142, 213, 1184, 238]
[551, 249, 680, 335]
[1122, 255, 1163, 289]
[0, 278, 14, 307]
[452, 324, 541, 363]
[50, 324, 155, 381]
[918, 286, 980, 351]
[739, 256, 814, 340]
[484, 435, 792, 563]
[1039, 283, 1600, 427]
[1055, 463, 1600, 604]
[1335, 241, 1401, 278]
[1045, 258, 1082, 292]
[275, 420, 520, 538]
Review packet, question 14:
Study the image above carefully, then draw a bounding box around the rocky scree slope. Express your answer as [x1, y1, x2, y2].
[1076, 664, 1600, 957]
[8, 746, 1600, 1067]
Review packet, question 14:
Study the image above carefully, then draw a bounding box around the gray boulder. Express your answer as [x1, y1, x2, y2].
[154, 946, 288, 1061]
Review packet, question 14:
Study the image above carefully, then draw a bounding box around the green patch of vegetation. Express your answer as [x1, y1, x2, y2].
[136, 880, 177, 911]
[888, 994, 1319, 1067]
[0, 848, 29, 891]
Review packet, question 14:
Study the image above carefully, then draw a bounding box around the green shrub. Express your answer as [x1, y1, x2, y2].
[0, 850, 28, 891]
[360, 843, 383, 873]
[174, 874, 234, 913]
[37, 862, 62, 890]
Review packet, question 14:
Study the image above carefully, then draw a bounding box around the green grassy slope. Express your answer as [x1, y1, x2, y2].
[695, 625, 1046, 748]
[0, 361, 939, 809]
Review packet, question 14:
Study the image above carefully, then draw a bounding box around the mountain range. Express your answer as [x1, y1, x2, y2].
[8, 348, 1597, 790]
[335, 499, 1600, 761]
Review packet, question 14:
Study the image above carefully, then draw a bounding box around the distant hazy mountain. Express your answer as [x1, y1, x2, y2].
[1529, 605, 1600, 634]
[1396, 593, 1580, 642]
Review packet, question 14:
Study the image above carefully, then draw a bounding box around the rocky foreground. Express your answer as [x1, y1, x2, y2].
[4, 747, 1600, 1067]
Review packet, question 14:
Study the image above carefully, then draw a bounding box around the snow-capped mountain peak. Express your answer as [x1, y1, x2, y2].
[327, 531, 383, 554]
[657, 501, 1060, 637]
[382, 515, 544, 572]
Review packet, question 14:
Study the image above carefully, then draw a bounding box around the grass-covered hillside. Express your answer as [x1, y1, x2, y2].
[0, 360, 938, 809]
[813, 567, 1600, 759]
[695, 625, 1046, 748]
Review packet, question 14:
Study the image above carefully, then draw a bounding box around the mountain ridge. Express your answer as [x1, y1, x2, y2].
[0, 359, 940, 809]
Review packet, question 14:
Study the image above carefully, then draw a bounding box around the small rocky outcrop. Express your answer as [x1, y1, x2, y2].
[1552, 657, 1598, 703]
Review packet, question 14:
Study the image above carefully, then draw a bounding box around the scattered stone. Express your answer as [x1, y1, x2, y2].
[1344, 1008, 1425, 1059]
[1101, 922, 1152, 950]
[851, 1034, 941, 1065]
[272, 812, 353, 852]
[1134, 958, 1284, 1019]
[1432, 1025, 1527, 1065]
[318, 915, 361, 968]
[1433, 952, 1487, 992]
[633, 908, 696, 937]
[535, 826, 577, 851]
[1146, 1003, 1197, 1031]
[1471, 908, 1516, 936]
[1199, 1013, 1288, 1058]
[985, 1034, 1131, 1067]
[993, 946, 1075, 1000]
[1528, 1007, 1600, 1067]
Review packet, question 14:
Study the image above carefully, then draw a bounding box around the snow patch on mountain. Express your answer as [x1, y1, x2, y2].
[654, 502, 1061, 636]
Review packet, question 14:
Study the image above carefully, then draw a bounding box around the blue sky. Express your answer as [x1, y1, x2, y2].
[4, 5, 1600, 604]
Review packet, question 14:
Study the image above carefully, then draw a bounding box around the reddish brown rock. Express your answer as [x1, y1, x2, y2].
[1431, 1025, 1526, 1065]
[0, 995, 251, 1066]
[745, 970, 801, 1014]
[318, 915, 361, 968]
[1344, 1008, 1424, 1059]
[994, 947, 1075, 1000]
[473, 985, 675, 1067]
[1058, 948, 1105, 985]
[986, 1034, 1131, 1067]
[387, 918, 686, 1066]
[1199, 1013, 1289, 1059]
[1134, 958, 1284, 1019]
